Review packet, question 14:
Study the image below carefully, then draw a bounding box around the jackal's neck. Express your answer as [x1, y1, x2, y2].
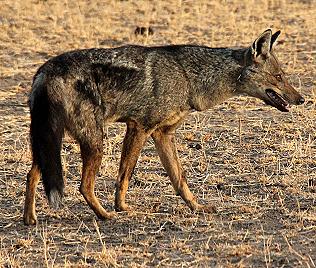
[188, 47, 247, 111]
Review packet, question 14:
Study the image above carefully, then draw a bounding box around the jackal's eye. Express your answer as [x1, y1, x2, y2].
[275, 74, 282, 81]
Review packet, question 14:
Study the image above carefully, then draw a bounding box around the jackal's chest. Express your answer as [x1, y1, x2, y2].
[147, 110, 189, 131]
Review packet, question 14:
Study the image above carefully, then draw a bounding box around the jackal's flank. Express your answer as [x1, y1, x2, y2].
[24, 29, 304, 225]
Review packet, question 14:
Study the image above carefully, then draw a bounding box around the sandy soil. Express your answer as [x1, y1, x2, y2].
[0, 0, 315, 267]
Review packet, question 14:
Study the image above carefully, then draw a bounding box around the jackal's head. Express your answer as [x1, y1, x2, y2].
[236, 29, 304, 112]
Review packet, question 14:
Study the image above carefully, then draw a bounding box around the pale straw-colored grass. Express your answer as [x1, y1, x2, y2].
[0, 0, 315, 267]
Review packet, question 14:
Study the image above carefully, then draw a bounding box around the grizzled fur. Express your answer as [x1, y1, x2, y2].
[24, 29, 304, 225]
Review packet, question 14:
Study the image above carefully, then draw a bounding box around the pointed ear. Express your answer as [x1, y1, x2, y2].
[270, 30, 281, 50]
[251, 29, 272, 61]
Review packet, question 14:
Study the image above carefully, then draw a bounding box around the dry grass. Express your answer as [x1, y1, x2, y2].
[0, 0, 316, 267]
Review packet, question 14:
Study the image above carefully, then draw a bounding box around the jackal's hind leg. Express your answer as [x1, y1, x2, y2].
[115, 122, 148, 212]
[24, 163, 41, 225]
[152, 127, 216, 213]
[80, 144, 115, 220]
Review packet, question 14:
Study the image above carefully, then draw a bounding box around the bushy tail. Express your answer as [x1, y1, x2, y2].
[29, 73, 65, 208]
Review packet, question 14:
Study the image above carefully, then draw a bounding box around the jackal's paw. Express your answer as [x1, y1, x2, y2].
[115, 202, 132, 212]
[97, 211, 117, 220]
[23, 213, 37, 226]
[195, 203, 217, 214]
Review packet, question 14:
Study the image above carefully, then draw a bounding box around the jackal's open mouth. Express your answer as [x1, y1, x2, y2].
[265, 89, 290, 112]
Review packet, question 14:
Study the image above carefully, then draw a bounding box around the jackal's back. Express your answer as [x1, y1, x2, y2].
[32, 45, 232, 129]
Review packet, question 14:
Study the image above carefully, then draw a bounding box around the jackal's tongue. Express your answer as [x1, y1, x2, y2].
[265, 89, 290, 112]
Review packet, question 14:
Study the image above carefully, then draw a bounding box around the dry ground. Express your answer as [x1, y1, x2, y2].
[0, 0, 315, 267]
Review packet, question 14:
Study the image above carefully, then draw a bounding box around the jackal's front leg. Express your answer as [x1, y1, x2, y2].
[115, 121, 148, 212]
[152, 127, 216, 213]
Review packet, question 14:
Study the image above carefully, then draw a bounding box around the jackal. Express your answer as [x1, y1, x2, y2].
[23, 29, 304, 225]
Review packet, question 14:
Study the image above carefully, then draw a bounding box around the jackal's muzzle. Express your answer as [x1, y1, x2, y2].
[264, 88, 305, 112]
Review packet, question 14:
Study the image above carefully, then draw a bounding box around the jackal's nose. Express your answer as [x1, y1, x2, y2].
[297, 96, 305, 105]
